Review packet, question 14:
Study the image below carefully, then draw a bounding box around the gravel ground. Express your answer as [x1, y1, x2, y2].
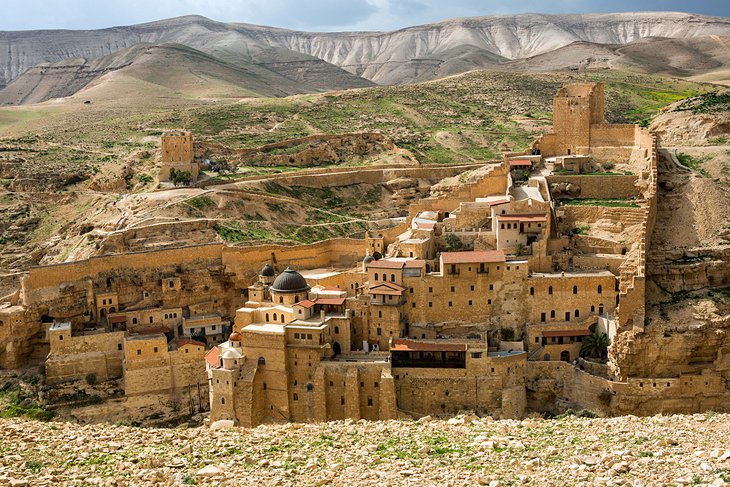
[1, 413, 729, 486]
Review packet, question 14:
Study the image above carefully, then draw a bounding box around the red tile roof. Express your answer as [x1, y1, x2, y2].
[542, 330, 591, 338]
[295, 300, 316, 309]
[404, 260, 425, 268]
[510, 159, 533, 167]
[205, 347, 220, 368]
[487, 198, 510, 206]
[391, 339, 467, 353]
[108, 315, 127, 324]
[368, 260, 405, 269]
[138, 326, 169, 336]
[496, 213, 548, 223]
[441, 250, 506, 264]
[415, 222, 436, 230]
[175, 338, 205, 348]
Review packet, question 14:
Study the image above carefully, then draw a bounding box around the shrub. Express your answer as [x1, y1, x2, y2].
[85, 373, 97, 386]
[500, 328, 515, 341]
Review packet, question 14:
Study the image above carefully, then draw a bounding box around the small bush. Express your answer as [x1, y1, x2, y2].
[500, 328, 515, 341]
[85, 373, 97, 386]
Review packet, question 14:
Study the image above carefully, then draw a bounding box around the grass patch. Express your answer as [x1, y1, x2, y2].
[560, 198, 640, 208]
[677, 152, 711, 177]
[0, 385, 54, 421]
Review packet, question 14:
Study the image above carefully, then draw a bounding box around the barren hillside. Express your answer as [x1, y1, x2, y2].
[1, 414, 729, 486]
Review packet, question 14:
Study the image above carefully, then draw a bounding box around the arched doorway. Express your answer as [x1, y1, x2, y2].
[560, 350, 570, 362]
[332, 342, 341, 355]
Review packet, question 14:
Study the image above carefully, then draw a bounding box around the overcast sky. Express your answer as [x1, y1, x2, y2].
[1, 0, 729, 32]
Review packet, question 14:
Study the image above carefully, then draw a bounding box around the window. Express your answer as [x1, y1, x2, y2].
[409, 288, 414, 293]
[412, 302, 416, 308]
[273, 313, 278, 321]
[550, 310, 555, 319]
[591, 305, 595, 313]
[378, 310, 382, 318]
[59, 335, 63, 341]
[137, 349, 141, 355]
[149, 317, 153, 324]
[377, 328, 382, 336]
[540, 312, 546, 322]
[307, 334, 312, 340]
[447, 301, 452, 307]
[374, 273, 379, 281]
[169, 281, 174, 288]
[341, 397, 345, 405]
[132, 318, 138, 324]
[374, 382, 379, 388]
[258, 356, 266, 365]
[450, 286, 455, 292]
[153, 347, 158, 353]
[368, 397, 373, 406]
[390, 274, 395, 282]
[334, 326, 339, 334]
[118, 344, 122, 351]
[598, 285, 603, 294]
[221, 397, 225, 405]
[468, 300, 472, 306]
[471, 352, 482, 359]
[530, 287, 534, 296]
[501, 223, 505, 229]
[489, 284, 494, 290]
[565, 312, 570, 321]
[294, 333, 300, 339]
[573, 285, 578, 294]
[266, 313, 269, 322]
[548, 286, 553, 295]
[575, 309, 580, 318]
[428, 302, 433, 308]
[534, 336, 539, 343]
[212, 325, 216, 331]
[488, 299, 492, 305]
[293, 393, 298, 401]
[470, 285, 475, 291]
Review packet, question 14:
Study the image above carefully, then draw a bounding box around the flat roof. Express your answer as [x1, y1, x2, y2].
[510, 160, 533, 166]
[316, 297, 346, 306]
[50, 322, 71, 331]
[243, 323, 285, 334]
[391, 339, 467, 353]
[441, 250, 506, 264]
[299, 268, 342, 280]
[126, 333, 166, 341]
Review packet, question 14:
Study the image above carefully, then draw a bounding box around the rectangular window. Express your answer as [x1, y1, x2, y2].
[470, 285, 475, 291]
[153, 347, 158, 353]
[367, 397, 373, 407]
[489, 284, 494, 290]
[428, 302, 432, 308]
[429, 287, 433, 293]
[409, 287, 414, 293]
[471, 352, 482, 359]
[468, 300, 472, 306]
[307, 334, 312, 339]
[535, 337, 539, 343]
[212, 325, 216, 331]
[118, 344, 122, 351]
[488, 299, 492, 305]
[412, 302, 416, 308]
[137, 349, 141, 355]
[294, 333, 300, 339]
[377, 328, 382, 336]
[448, 301, 453, 307]
[450, 286, 455, 292]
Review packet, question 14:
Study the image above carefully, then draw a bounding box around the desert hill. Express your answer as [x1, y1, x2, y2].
[2, 12, 730, 100]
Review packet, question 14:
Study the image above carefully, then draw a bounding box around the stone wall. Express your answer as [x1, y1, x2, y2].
[547, 175, 639, 199]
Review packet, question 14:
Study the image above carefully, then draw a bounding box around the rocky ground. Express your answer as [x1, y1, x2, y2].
[1, 413, 729, 486]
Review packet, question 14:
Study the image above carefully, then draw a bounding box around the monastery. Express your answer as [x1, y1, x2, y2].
[1, 83, 728, 424]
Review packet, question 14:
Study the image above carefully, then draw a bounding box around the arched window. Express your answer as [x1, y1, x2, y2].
[279, 297, 283, 303]
[281, 315, 285, 323]
[294, 295, 299, 303]
[132, 317, 138, 324]
[591, 305, 595, 313]
[273, 313, 278, 321]
[548, 286, 553, 295]
[100, 308, 106, 317]
[169, 280, 174, 288]
[265, 313, 269, 322]
[597, 285, 603, 294]
[334, 326, 339, 334]
[550, 310, 555, 319]
[573, 286, 578, 294]
[221, 397, 225, 405]
[390, 274, 395, 282]
[258, 356, 266, 366]
[374, 273, 379, 281]
[575, 309, 579, 318]
[599, 304, 604, 314]
[293, 393, 299, 401]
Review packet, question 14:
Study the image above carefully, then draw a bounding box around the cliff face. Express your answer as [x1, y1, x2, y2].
[2, 12, 730, 89]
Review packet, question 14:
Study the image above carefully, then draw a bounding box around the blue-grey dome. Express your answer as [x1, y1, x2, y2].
[260, 264, 275, 277]
[270, 267, 310, 294]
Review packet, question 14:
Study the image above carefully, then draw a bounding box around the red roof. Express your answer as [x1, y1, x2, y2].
[510, 159, 533, 167]
[404, 260, 425, 268]
[368, 282, 406, 296]
[368, 260, 405, 269]
[415, 222, 436, 230]
[391, 339, 467, 353]
[205, 347, 220, 368]
[138, 326, 169, 336]
[295, 300, 316, 309]
[542, 330, 591, 338]
[175, 338, 205, 348]
[316, 297, 346, 306]
[441, 250, 506, 264]
[496, 214, 548, 223]
[108, 315, 127, 324]
[487, 199, 510, 206]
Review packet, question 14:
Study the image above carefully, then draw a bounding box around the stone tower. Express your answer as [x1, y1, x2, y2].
[160, 130, 199, 184]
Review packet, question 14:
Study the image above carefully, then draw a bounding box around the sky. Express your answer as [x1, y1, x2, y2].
[1, 0, 729, 32]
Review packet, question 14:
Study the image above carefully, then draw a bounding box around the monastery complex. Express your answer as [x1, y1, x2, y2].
[1, 83, 729, 425]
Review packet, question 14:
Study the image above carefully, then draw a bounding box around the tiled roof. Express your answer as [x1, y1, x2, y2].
[510, 159, 533, 166]
[404, 260, 425, 268]
[440, 250, 506, 264]
[368, 260, 405, 269]
[295, 300, 316, 309]
[138, 326, 169, 336]
[108, 315, 127, 324]
[496, 214, 548, 223]
[391, 339, 467, 353]
[487, 198, 510, 206]
[175, 338, 205, 348]
[205, 347, 220, 368]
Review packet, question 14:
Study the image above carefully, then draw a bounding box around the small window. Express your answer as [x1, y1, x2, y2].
[153, 347, 158, 353]
[137, 349, 141, 355]
[412, 302, 416, 308]
[307, 334, 312, 340]
[470, 285, 474, 291]
[471, 352, 482, 359]
[429, 287, 433, 293]
[573, 285, 578, 294]
[428, 302, 433, 307]
[132, 318, 138, 324]
[489, 284, 494, 290]
[598, 285, 603, 294]
[334, 326, 339, 334]
[550, 310, 555, 319]
[367, 396, 373, 407]
[374, 382, 379, 388]
[575, 309, 580, 318]
[374, 273, 379, 281]
[448, 301, 452, 307]
[541, 312, 546, 322]
[487, 299, 492, 305]
[221, 397, 225, 405]
[341, 397, 345, 405]
[117, 343, 122, 351]
[377, 328, 382, 336]
[294, 333, 300, 339]
[293, 393, 299, 401]
[390, 274, 395, 282]
[59, 335, 64, 341]
[548, 286, 553, 295]
[450, 286, 455, 292]
[530, 287, 534, 296]
[468, 300, 472, 306]
[169, 281, 174, 288]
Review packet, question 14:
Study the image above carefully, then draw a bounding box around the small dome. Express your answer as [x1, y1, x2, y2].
[222, 348, 242, 360]
[363, 255, 374, 265]
[270, 267, 310, 294]
[229, 331, 242, 342]
[260, 264, 275, 277]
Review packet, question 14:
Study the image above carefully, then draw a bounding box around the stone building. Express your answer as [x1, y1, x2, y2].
[159, 130, 199, 183]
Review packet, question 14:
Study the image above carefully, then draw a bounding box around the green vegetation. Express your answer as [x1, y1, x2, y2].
[0, 384, 54, 421]
[169, 168, 192, 186]
[571, 225, 591, 235]
[674, 92, 730, 114]
[676, 152, 711, 177]
[561, 199, 640, 208]
[580, 332, 610, 360]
